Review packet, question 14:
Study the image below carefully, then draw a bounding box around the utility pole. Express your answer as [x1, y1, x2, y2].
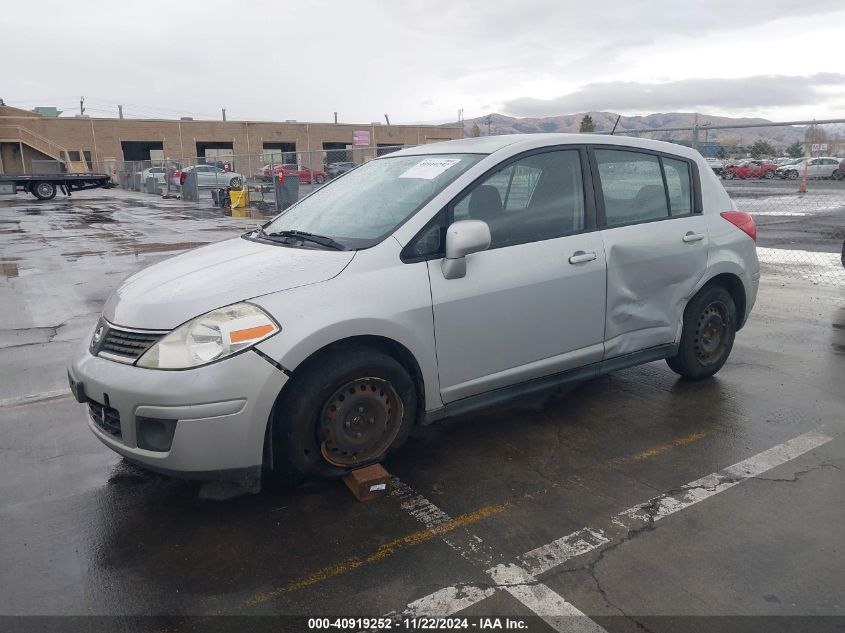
[79, 96, 85, 117]
[384, 114, 390, 126]
[691, 113, 699, 150]
[334, 111, 338, 124]
[222, 108, 226, 121]
[485, 114, 493, 136]
[118, 105, 123, 119]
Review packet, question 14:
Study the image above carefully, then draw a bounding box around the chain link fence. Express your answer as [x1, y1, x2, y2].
[76, 121, 845, 288]
[611, 121, 845, 287]
[87, 144, 411, 212]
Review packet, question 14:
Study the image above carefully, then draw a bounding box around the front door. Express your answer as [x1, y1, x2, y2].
[591, 147, 709, 358]
[427, 148, 607, 404]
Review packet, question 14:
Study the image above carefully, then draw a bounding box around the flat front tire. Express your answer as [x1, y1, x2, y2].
[667, 285, 737, 380]
[270, 347, 417, 479]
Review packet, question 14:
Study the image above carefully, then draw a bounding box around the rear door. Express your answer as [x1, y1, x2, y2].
[590, 146, 709, 358]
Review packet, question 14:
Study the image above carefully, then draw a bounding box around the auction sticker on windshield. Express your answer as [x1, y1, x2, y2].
[399, 157, 462, 180]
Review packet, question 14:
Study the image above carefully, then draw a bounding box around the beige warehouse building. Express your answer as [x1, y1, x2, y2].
[0, 104, 463, 175]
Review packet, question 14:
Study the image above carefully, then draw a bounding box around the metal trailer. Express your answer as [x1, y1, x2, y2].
[0, 173, 114, 200]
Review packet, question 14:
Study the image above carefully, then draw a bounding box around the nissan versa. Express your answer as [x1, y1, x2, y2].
[69, 134, 760, 485]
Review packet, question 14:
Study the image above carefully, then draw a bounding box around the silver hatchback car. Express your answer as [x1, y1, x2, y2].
[69, 134, 759, 484]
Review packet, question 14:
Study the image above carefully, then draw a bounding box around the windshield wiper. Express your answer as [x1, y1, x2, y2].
[263, 229, 346, 250]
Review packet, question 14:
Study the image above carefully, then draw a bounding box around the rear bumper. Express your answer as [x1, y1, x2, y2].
[69, 344, 288, 479]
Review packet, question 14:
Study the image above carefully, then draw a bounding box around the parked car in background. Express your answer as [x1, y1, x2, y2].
[257, 163, 327, 184]
[722, 160, 779, 180]
[138, 166, 167, 185]
[69, 133, 759, 483]
[776, 157, 842, 180]
[832, 160, 845, 181]
[327, 162, 356, 179]
[171, 165, 244, 188]
[704, 157, 724, 176]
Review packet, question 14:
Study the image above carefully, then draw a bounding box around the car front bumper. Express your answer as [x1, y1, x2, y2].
[68, 344, 288, 479]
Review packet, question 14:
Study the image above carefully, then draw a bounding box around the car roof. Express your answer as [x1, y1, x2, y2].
[388, 133, 702, 161]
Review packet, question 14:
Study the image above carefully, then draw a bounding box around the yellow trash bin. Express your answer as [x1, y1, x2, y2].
[229, 188, 249, 209]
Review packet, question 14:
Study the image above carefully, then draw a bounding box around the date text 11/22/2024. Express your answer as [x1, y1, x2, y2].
[307, 617, 529, 630]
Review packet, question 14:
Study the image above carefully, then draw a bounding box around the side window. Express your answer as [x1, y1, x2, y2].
[452, 150, 585, 249]
[595, 149, 668, 226]
[662, 157, 692, 216]
[404, 211, 446, 260]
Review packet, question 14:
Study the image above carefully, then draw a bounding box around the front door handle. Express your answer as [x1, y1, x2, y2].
[682, 231, 705, 243]
[568, 251, 597, 264]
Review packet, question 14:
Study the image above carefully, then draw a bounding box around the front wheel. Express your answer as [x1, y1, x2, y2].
[314, 174, 326, 184]
[32, 181, 57, 200]
[270, 347, 417, 479]
[787, 171, 799, 180]
[666, 285, 737, 380]
[722, 171, 735, 180]
[228, 176, 243, 189]
[764, 170, 775, 179]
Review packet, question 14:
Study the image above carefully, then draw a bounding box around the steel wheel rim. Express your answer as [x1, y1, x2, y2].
[694, 301, 729, 365]
[37, 183, 53, 197]
[319, 377, 403, 467]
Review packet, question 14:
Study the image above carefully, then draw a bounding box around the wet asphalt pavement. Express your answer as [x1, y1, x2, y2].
[1, 188, 844, 632]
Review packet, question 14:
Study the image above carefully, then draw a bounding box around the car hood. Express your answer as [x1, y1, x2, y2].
[103, 237, 355, 329]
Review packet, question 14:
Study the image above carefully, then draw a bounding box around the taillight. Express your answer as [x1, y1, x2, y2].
[278, 173, 285, 184]
[179, 171, 186, 185]
[720, 211, 756, 241]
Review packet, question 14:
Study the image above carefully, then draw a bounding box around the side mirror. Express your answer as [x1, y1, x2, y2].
[441, 220, 491, 280]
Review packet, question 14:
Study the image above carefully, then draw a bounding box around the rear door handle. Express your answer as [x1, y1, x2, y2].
[682, 232, 705, 243]
[568, 251, 597, 264]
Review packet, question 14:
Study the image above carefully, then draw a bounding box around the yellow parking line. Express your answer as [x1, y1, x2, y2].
[245, 429, 711, 607]
[614, 431, 709, 463]
[247, 502, 509, 606]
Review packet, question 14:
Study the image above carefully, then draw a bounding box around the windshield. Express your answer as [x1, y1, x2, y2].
[261, 153, 481, 249]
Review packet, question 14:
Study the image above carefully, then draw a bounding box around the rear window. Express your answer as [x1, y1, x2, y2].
[595, 149, 695, 226]
[595, 150, 668, 226]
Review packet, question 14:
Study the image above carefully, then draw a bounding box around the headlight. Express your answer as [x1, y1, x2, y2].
[137, 303, 279, 369]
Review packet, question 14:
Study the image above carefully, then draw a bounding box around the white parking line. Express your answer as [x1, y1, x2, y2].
[0, 388, 71, 408]
[391, 480, 608, 632]
[392, 427, 835, 622]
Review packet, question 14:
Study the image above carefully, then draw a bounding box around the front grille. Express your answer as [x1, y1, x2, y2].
[88, 400, 122, 437]
[96, 323, 163, 363]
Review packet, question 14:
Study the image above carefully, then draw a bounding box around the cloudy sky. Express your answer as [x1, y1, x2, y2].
[3, 0, 845, 124]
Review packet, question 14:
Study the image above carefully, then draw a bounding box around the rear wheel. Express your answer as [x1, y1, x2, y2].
[32, 181, 57, 200]
[764, 170, 775, 179]
[787, 171, 799, 180]
[228, 176, 243, 189]
[666, 285, 737, 380]
[270, 347, 417, 479]
[314, 174, 326, 184]
[722, 171, 735, 180]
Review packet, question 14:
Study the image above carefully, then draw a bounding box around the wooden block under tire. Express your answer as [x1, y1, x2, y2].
[343, 464, 391, 502]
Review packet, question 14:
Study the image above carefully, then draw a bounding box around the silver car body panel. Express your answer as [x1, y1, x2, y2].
[71, 133, 760, 477]
[103, 237, 355, 329]
[68, 332, 287, 475]
[427, 232, 607, 403]
[600, 215, 709, 357]
[253, 237, 442, 410]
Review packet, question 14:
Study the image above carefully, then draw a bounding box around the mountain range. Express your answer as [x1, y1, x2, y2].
[460, 112, 826, 147]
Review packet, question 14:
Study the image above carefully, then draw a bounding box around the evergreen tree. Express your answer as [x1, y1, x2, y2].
[579, 114, 595, 133]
